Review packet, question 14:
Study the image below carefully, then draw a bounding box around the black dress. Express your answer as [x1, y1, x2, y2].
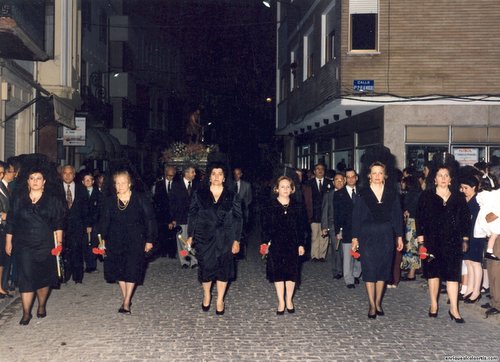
[415, 190, 470, 282]
[351, 187, 404, 282]
[188, 187, 242, 283]
[463, 195, 485, 263]
[5, 193, 66, 292]
[261, 198, 305, 283]
[97, 192, 157, 283]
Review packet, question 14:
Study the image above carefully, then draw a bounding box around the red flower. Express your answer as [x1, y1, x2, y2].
[259, 243, 268, 255]
[92, 247, 105, 255]
[350, 249, 360, 259]
[51, 245, 62, 256]
[179, 250, 188, 257]
[419, 246, 428, 260]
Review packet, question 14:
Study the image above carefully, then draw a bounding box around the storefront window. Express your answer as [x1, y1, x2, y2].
[333, 150, 353, 171]
[406, 145, 448, 171]
[490, 147, 500, 166]
[452, 146, 485, 167]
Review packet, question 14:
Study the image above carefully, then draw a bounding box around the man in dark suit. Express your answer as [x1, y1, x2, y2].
[169, 165, 198, 268]
[0, 161, 11, 296]
[80, 170, 102, 273]
[304, 163, 332, 261]
[153, 165, 177, 259]
[61, 165, 90, 283]
[333, 168, 361, 288]
[233, 167, 253, 258]
[321, 172, 345, 280]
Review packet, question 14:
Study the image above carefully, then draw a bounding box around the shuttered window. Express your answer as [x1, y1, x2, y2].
[349, 0, 378, 52]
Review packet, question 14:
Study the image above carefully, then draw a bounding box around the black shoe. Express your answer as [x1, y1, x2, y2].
[287, 307, 295, 314]
[464, 294, 481, 304]
[84, 268, 96, 273]
[459, 293, 472, 301]
[354, 277, 360, 284]
[347, 284, 355, 289]
[428, 307, 438, 318]
[334, 274, 343, 280]
[402, 276, 416, 281]
[216, 308, 225, 316]
[37, 307, 47, 319]
[74, 280, 82, 284]
[0, 291, 13, 298]
[19, 314, 32, 325]
[485, 307, 500, 317]
[448, 310, 465, 323]
[276, 309, 285, 315]
[310, 258, 318, 262]
[202, 300, 211, 312]
[376, 308, 384, 316]
[481, 302, 491, 309]
[191, 264, 198, 269]
[319, 258, 326, 262]
[368, 313, 377, 319]
[485, 252, 500, 260]
[181, 264, 189, 269]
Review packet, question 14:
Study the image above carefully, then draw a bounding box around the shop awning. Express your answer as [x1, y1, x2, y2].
[76, 127, 122, 159]
[52, 94, 76, 129]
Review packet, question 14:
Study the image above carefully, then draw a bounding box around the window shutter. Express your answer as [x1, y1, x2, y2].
[349, 0, 378, 14]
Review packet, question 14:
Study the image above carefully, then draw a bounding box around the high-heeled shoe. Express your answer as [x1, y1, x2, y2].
[287, 308, 295, 314]
[37, 307, 47, 319]
[19, 314, 32, 326]
[459, 293, 472, 301]
[368, 313, 377, 319]
[464, 294, 481, 304]
[375, 307, 384, 316]
[202, 303, 210, 312]
[448, 310, 465, 323]
[276, 309, 285, 315]
[216, 302, 225, 315]
[428, 307, 438, 318]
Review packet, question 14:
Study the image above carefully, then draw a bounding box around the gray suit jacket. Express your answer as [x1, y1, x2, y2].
[0, 183, 9, 228]
[237, 180, 252, 208]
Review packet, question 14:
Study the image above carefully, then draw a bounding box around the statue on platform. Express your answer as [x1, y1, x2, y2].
[186, 107, 203, 144]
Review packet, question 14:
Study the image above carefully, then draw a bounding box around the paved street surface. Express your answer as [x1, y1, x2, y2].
[1, 234, 499, 361]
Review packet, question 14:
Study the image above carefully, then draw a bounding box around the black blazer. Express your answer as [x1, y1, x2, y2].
[333, 187, 355, 244]
[87, 187, 103, 227]
[153, 179, 173, 225]
[62, 182, 90, 234]
[169, 179, 198, 225]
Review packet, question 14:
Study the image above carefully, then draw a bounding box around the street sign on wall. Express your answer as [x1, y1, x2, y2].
[353, 80, 374, 92]
[63, 117, 86, 146]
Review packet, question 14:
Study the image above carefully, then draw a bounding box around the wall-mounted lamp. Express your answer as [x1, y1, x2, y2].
[315, 122, 320, 128]
[333, 114, 340, 121]
[323, 118, 329, 125]
[345, 109, 352, 117]
[300, 128, 305, 133]
[263, 1, 271, 7]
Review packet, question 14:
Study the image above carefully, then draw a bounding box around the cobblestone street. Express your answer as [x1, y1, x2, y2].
[0, 234, 499, 361]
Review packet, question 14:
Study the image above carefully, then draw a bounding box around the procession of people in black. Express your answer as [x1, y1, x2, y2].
[2, 150, 500, 326]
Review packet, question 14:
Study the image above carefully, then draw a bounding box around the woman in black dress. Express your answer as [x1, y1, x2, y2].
[351, 162, 404, 319]
[415, 166, 470, 323]
[5, 167, 66, 325]
[96, 170, 157, 314]
[186, 163, 242, 315]
[261, 176, 305, 314]
[459, 175, 484, 304]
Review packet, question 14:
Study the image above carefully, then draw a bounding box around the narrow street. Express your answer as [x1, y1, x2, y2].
[0, 232, 498, 361]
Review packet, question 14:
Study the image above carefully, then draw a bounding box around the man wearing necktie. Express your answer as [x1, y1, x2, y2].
[169, 165, 198, 268]
[81, 171, 102, 273]
[304, 163, 331, 262]
[333, 168, 362, 288]
[61, 165, 90, 283]
[233, 168, 253, 259]
[153, 165, 176, 258]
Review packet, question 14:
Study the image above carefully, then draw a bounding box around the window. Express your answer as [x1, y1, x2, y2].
[290, 48, 298, 92]
[321, 4, 336, 66]
[303, 28, 314, 81]
[349, 0, 378, 52]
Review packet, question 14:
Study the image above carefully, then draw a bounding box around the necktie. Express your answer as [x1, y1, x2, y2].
[319, 179, 322, 191]
[66, 184, 73, 209]
[235, 182, 239, 194]
[167, 180, 172, 193]
[187, 181, 192, 196]
[352, 187, 356, 198]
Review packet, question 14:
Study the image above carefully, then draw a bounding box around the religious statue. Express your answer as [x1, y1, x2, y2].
[186, 108, 202, 144]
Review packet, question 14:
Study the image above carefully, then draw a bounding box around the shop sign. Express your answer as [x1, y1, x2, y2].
[353, 80, 374, 92]
[453, 147, 479, 166]
[63, 117, 86, 146]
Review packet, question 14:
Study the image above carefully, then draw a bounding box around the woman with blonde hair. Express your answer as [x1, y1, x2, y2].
[261, 176, 306, 314]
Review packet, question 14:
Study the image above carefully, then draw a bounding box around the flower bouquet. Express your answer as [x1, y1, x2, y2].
[259, 241, 271, 259]
[418, 245, 434, 262]
[161, 142, 216, 168]
[92, 234, 106, 257]
[350, 248, 361, 259]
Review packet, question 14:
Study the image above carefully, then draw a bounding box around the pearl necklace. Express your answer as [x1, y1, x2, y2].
[117, 193, 131, 211]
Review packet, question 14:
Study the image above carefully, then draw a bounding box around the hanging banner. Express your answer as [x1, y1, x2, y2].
[63, 117, 86, 146]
